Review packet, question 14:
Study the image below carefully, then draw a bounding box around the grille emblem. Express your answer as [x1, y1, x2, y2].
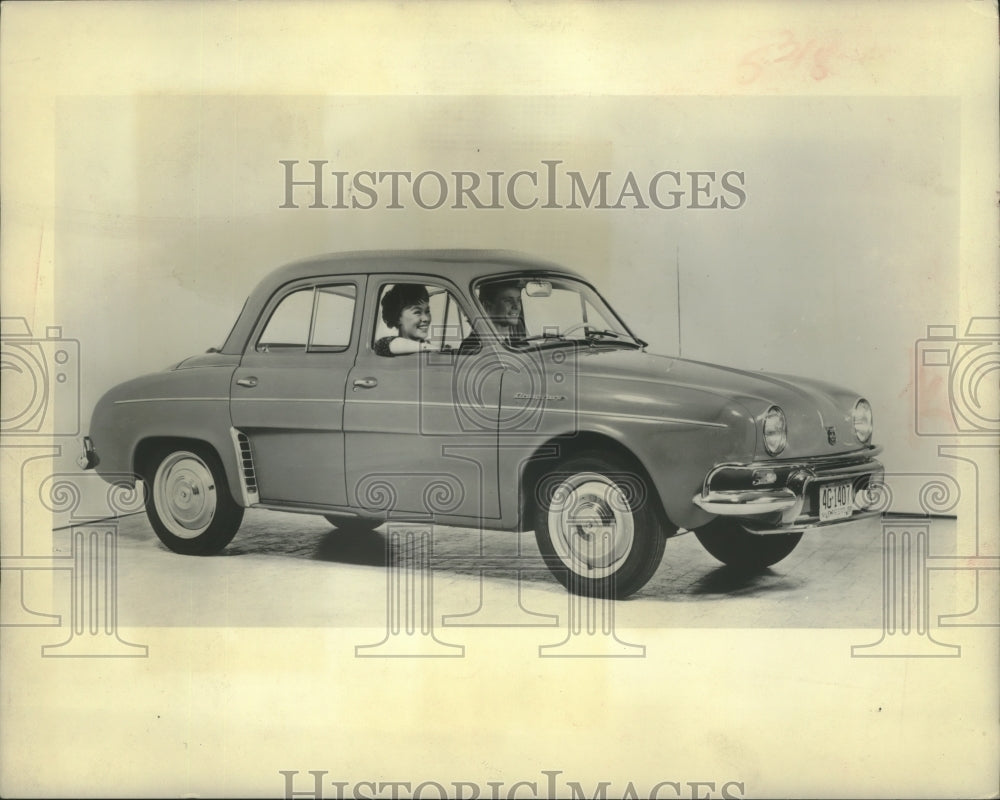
[827, 426, 837, 445]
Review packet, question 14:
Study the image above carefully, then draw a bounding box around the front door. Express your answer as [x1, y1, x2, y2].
[230, 276, 365, 507]
[344, 277, 501, 521]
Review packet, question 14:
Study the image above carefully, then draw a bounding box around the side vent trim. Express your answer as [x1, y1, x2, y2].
[229, 427, 260, 507]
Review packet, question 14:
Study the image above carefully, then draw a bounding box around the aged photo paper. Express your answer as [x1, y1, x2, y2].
[2, 2, 997, 797]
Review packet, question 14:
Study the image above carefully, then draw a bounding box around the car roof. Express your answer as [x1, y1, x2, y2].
[220, 249, 584, 353]
[272, 248, 577, 282]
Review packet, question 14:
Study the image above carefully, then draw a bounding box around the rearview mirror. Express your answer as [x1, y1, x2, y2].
[524, 280, 552, 298]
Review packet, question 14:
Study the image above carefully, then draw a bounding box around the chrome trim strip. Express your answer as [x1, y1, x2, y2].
[549, 408, 729, 428]
[343, 398, 728, 427]
[254, 501, 381, 521]
[114, 397, 226, 404]
[344, 399, 467, 408]
[575, 372, 676, 388]
[231, 398, 345, 404]
[122, 395, 721, 427]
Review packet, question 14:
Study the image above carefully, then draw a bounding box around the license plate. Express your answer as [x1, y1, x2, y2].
[819, 481, 853, 522]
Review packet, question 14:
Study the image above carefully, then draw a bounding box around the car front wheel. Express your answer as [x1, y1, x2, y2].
[534, 452, 670, 599]
[694, 518, 802, 570]
[146, 446, 243, 555]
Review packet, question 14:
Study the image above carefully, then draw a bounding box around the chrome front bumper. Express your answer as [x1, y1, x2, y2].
[692, 447, 884, 534]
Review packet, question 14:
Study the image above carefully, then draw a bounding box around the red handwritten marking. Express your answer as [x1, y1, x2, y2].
[738, 30, 848, 85]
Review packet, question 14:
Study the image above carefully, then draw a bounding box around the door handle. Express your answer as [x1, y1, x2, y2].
[236, 377, 258, 388]
[353, 377, 378, 390]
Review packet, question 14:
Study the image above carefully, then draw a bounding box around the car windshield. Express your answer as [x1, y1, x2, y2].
[472, 275, 643, 349]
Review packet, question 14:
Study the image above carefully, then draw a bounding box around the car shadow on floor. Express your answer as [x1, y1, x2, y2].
[301, 526, 807, 602]
[682, 565, 805, 596]
[311, 529, 389, 567]
[203, 516, 811, 603]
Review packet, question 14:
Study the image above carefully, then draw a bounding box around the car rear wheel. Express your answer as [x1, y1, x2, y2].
[146, 446, 243, 555]
[694, 518, 802, 570]
[533, 452, 670, 599]
[324, 515, 381, 534]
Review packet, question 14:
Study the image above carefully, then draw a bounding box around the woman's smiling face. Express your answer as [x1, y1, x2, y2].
[397, 300, 431, 340]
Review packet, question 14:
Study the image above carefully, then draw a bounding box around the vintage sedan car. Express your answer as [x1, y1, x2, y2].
[79, 250, 883, 598]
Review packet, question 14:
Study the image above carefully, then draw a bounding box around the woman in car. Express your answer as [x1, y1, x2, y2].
[374, 283, 434, 356]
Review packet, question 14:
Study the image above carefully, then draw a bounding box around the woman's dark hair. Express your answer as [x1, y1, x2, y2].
[380, 283, 430, 328]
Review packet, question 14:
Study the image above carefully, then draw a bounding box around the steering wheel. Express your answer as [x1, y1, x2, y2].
[559, 322, 590, 337]
[519, 323, 590, 343]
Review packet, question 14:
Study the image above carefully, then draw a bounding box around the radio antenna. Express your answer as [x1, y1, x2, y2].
[675, 244, 682, 358]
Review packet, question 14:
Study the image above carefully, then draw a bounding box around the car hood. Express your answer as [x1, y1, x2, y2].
[574, 347, 872, 459]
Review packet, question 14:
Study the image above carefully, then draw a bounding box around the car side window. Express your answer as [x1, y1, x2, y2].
[257, 283, 357, 353]
[429, 286, 472, 351]
[371, 282, 471, 354]
[311, 285, 357, 350]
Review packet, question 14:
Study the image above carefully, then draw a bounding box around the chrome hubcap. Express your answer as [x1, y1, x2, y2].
[547, 472, 634, 578]
[154, 452, 217, 539]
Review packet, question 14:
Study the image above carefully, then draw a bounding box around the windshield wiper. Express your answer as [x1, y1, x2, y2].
[584, 329, 648, 348]
[518, 331, 569, 344]
[510, 332, 583, 352]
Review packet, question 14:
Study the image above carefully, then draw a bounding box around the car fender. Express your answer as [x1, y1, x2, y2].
[89, 364, 243, 503]
[508, 396, 756, 532]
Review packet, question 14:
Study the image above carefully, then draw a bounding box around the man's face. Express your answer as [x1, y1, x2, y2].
[485, 287, 522, 331]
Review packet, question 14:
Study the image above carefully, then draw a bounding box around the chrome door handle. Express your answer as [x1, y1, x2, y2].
[236, 377, 258, 388]
[353, 377, 378, 389]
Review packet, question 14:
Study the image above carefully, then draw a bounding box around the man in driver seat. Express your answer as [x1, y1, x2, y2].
[459, 281, 526, 354]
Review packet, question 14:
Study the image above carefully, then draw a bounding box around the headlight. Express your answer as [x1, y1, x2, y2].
[853, 398, 873, 443]
[763, 405, 787, 455]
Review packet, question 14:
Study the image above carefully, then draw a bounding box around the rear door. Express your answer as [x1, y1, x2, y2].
[230, 276, 365, 507]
